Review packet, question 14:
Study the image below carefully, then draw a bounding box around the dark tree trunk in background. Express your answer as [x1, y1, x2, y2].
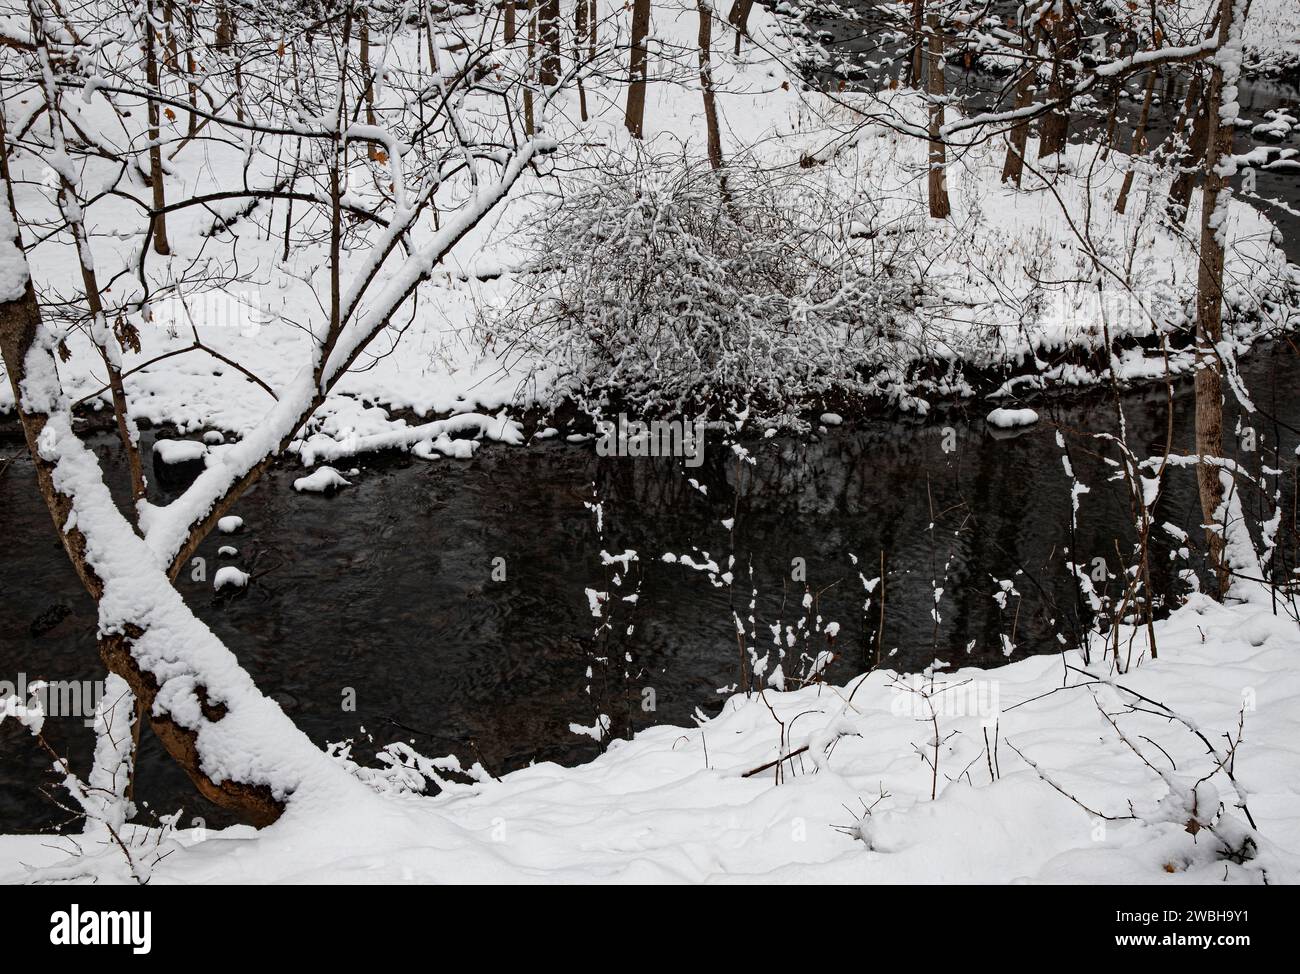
[143, 0, 170, 254]
[1195, 0, 1238, 598]
[1000, 22, 1035, 186]
[1169, 71, 1208, 220]
[728, 0, 752, 56]
[625, 0, 652, 137]
[1115, 67, 1156, 214]
[926, 13, 950, 218]
[1037, 0, 1076, 158]
[538, 0, 561, 87]
[360, 8, 380, 160]
[909, 0, 924, 88]
[698, 0, 723, 172]
[524, 0, 536, 135]
[215, 0, 234, 50]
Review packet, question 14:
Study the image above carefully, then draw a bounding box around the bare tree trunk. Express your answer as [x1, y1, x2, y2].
[1194, 0, 1239, 598]
[1169, 71, 1208, 220]
[524, 0, 536, 136]
[909, 0, 924, 88]
[574, 0, 587, 61]
[504, 0, 516, 43]
[1115, 67, 1156, 215]
[574, 0, 589, 120]
[1099, 80, 1120, 160]
[143, 0, 170, 254]
[359, 7, 379, 161]
[926, 13, 950, 219]
[698, 0, 723, 173]
[214, 0, 233, 50]
[184, 4, 198, 137]
[1000, 25, 1035, 186]
[625, 0, 651, 138]
[727, 0, 752, 56]
[162, 0, 178, 72]
[1037, 0, 1076, 159]
[538, 0, 561, 87]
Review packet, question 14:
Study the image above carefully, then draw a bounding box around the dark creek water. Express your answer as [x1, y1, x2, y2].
[2, 346, 1299, 833]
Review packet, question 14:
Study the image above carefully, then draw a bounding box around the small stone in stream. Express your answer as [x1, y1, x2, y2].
[986, 407, 1040, 429]
[213, 566, 250, 591]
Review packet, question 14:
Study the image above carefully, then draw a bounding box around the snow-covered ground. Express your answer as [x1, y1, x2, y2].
[3, 580, 1296, 884]
[1240, 0, 1300, 76]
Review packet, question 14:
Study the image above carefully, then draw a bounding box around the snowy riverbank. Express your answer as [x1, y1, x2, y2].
[3, 579, 1297, 883]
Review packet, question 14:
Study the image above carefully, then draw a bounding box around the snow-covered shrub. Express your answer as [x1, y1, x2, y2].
[489, 153, 926, 414]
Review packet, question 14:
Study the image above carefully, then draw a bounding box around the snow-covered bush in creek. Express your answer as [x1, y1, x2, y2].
[492, 153, 929, 414]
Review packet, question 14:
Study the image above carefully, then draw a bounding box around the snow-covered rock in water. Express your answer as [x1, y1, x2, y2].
[216, 515, 243, 534]
[152, 439, 207, 465]
[1252, 109, 1297, 140]
[819, 412, 843, 426]
[411, 440, 442, 460]
[218, 545, 238, 557]
[433, 434, 476, 459]
[986, 407, 1040, 429]
[202, 430, 225, 445]
[213, 566, 250, 591]
[293, 466, 351, 493]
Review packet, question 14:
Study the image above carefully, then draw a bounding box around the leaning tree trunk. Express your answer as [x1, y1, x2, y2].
[926, 13, 950, 219]
[1169, 70, 1209, 220]
[1115, 67, 1157, 215]
[625, 0, 652, 138]
[727, 0, 753, 56]
[0, 143, 367, 828]
[1194, 0, 1242, 598]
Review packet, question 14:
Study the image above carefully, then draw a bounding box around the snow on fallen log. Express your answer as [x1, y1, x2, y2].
[295, 411, 524, 465]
